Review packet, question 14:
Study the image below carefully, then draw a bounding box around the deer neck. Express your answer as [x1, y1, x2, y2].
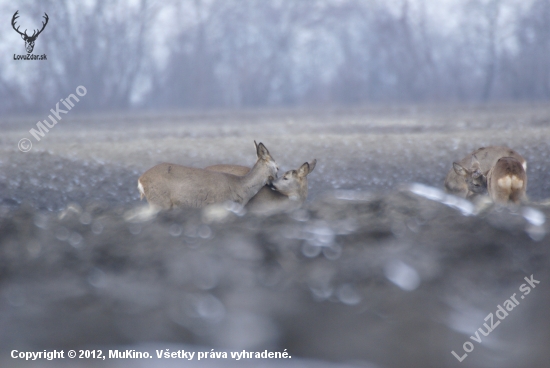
[238, 160, 269, 200]
[298, 182, 308, 202]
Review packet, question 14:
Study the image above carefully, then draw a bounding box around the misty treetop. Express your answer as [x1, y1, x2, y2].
[1, 0, 549, 114]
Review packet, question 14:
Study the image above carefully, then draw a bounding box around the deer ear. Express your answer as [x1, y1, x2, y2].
[307, 159, 317, 174]
[21, 34, 26, 40]
[254, 141, 260, 158]
[256, 142, 270, 159]
[298, 162, 310, 177]
[453, 162, 467, 177]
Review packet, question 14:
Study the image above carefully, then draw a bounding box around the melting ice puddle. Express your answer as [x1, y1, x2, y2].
[521, 207, 546, 241]
[521, 207, 545, 226]
[408, 183, 474, 216]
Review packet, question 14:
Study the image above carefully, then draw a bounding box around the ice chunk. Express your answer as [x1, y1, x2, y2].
[521, 207, 545, 226]
[384, 259, 421, 291]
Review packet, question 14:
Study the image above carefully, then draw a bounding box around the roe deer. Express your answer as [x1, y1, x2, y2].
[445, 146, 526, 198]
[206, 159, 316, 215]
[452, 155, 488, 199]
[453, 155, 527, 204]
[486, 157, 527, 204]
[138, 142, 278, 210]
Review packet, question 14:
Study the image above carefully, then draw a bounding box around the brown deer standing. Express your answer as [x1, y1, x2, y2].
[453, 155, 527, 205]
[138, 142, 278, 210]
[486, 157, 527, 204]
[445, 146, 526, 198]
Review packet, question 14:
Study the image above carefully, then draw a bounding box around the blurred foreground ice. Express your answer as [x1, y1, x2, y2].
[1, 107, 550, 367]
[0, 185, 549, 368]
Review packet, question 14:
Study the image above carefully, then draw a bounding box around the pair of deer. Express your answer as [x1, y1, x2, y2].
[138, 141, 316, 215]
[445, 146, 527, 204]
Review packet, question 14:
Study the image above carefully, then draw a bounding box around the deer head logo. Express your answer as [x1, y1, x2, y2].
[12, 10, 49, 54]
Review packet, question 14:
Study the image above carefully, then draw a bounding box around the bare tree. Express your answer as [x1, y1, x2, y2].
[1, 0, 549, 114]
[514, 0, 550, 99]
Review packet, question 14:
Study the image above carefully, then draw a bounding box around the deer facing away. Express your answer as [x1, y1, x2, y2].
[138, 142, 278, 210]
[445, 146, 526, 198]
[453, 155, 527, 205]
[206, 159, 316, 215]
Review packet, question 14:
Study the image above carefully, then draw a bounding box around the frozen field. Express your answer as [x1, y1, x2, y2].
[2, 104, 550, 209]
[0, 104, 549, 368]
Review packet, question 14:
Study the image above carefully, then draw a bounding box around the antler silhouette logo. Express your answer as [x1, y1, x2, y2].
[12, 10, 49, 54]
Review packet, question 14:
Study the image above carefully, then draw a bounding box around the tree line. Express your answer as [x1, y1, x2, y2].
[1, 0, 549, 114]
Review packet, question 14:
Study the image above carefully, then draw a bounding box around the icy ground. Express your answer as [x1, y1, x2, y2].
[0, 104, 549, 368]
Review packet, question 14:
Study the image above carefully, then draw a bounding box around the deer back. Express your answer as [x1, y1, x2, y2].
[139, 142, 277, 209]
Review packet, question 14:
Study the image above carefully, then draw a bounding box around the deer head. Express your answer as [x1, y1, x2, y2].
[12, 11, 49, 54]
[453, 154, 488, 197]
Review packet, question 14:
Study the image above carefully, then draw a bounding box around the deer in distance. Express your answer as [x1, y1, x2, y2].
[445, 146, 526, 199]
[206, 159, 317, 215]
[486, 157, 527, 204]
[138, 141, 278, 210]
[451, 148, 527, 205]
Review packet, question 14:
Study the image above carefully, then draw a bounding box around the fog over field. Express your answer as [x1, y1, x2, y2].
[3, 104, 550, 209]
[2, 0, 550, 113]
